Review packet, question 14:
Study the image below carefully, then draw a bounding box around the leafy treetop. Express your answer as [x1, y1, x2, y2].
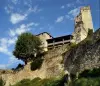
[13, 32, 42, 63]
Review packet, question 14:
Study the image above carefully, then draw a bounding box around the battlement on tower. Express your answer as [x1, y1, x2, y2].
[81, 6, 90, 11]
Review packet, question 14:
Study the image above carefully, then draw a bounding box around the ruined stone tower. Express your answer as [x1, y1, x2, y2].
[73, 6, 94, 43]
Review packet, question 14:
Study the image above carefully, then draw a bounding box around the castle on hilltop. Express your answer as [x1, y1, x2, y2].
[38, 6, 94, 51]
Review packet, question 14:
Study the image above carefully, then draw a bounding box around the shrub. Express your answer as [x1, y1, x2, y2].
[79, 67, 100, 78]
[70, 68, 100, 86]
[40, 79, 62, 86]
[85, 29, 93, 44]
[30, 58, 44, 71]
[70, 43, 77, 49]
[72, 77, 100, 86]
[31, 77, 41, 82]
[79, 69, 90, 78]
[12, 79, 31, 86]
[12, 77, 65, 86]
[13, 64, 24, 71]
[0, 78, 4, 86]
[87, 29, 93, 38]
[91, 68, 100, 77]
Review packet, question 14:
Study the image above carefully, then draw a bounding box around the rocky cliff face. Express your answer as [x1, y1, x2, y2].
[64, 28, 100, 74]
[0, 44, 69, 86]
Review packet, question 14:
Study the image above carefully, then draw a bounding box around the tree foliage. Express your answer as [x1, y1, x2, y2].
[13, 32, 42, 63]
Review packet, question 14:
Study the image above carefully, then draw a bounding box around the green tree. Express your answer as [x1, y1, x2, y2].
[13, 32, 42, 64]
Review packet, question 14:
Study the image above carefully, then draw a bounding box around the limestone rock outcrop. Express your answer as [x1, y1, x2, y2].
[0, 44, 69, 86]
[64, 28, 100, 74]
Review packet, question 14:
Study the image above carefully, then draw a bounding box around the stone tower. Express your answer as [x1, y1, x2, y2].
[73, 6, 94, 43]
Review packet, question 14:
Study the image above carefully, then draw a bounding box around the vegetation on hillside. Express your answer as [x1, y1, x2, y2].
[12, 64, 24, 71]
[77, 28, 93, 45]
[13, 32, 42, 64]
[85, 29, 93, 44]
[11, 67, 100, 86]
[71, 77, 100, 86]
[79, 67, 100, 78]
[0, 78, 5, 86]
[70, 67, 100, 86]
[11, 77, 65, 86]
[30, 57, 44, 71]
[87, 29, 93, 37]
